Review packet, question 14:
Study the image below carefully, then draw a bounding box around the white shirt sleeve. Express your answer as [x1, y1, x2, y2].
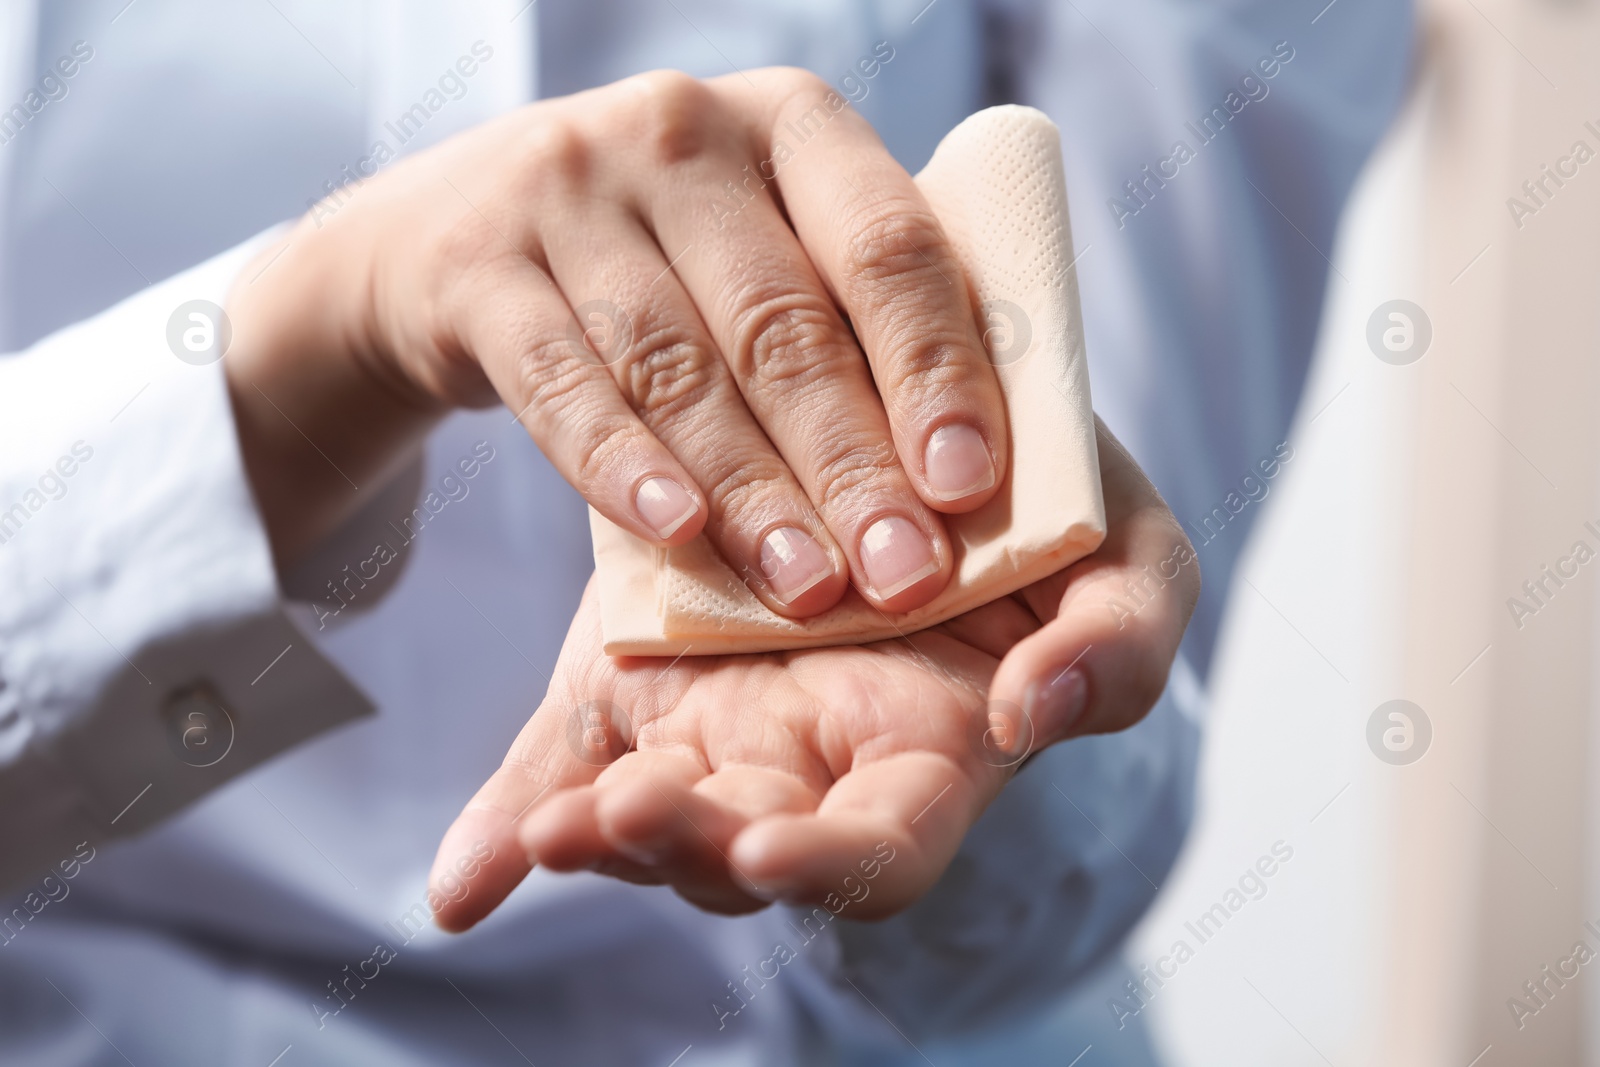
[0, 230, 374, 892]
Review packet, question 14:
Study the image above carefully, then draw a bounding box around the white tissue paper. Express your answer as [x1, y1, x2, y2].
[591, 105, 1104, 655]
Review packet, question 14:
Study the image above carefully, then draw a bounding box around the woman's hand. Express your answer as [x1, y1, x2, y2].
[428, 419, 1198, 928]
[226, 68, 1008, 617]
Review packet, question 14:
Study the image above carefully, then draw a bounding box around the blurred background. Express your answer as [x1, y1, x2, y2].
[1127, 0, 1600, 1062]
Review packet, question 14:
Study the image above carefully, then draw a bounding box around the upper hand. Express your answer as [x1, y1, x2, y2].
[428, 419, 1198, 928]
[227, 67, 1006, 616]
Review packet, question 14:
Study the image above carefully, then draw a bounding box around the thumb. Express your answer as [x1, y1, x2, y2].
[990, 423, 1199, 747]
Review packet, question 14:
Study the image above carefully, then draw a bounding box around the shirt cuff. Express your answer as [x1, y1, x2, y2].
[0, 227, 374, 891]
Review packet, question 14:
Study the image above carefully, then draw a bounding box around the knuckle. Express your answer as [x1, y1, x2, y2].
[418, 235, 480, 338]
[618, 69, 715, 165]
[734, 296, 846, 391]
[772, 65, 831, 93]
[812, 437, 901, 505]
[509, 119, 591, 196]
[430, 208, 489, 278]
[879, 333, 969, 397]
[840, 203, 952, 290]
[621, 332, 719, 420]
[429, 217, 525, 331]
[513, 334, 593, 410]
[757, 67, 847, 149]
[573, 416, 649, 489]
[704, 462, 794, 531]
[567, 299, 634, 362]
[767, 66, 837, 113]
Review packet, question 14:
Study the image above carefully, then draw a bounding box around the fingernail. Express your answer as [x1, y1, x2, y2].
[612, 837, 672, 866]
[859, 516, 939, 601]
[924, 423, 996, 502]
[635, 477, 698, 539]
[742, 880, 792, 903]
[760, 526, 833, 603]
[1025, 667, 1088, 742]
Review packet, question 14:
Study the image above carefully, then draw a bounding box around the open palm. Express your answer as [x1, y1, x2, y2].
[431, 420, 1197, 930]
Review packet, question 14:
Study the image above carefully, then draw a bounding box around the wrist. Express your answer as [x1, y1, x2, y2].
[224, 221, 446, 572]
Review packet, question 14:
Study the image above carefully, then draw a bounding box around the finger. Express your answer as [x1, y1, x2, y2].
[991, 420, 1200, 745]
[540, 209, 847, 616]
[932, 592, 1042, 660]
[431, 757, 580, 933]
[428, 798, 535, 934]
[721, 70, 1008, 516]
[514, 787, 669, 888]
[434, 585, 714, 930]
[517, 753, 705, 878]
[430, 659, 622, 931]
[592, 756, 816, 913]
[693, 763, 822, 822]
[597, 776, 766, 914]
[434, 733, 616, 931]
[728, 751, 986, 919]
[567, 749, 707, 868]
[588, 751, 812, 908]
[663, 188, 953, 609]
[675, 205, 953, 611]
[460, 250, 709, 549]
[635, 103, 954, 612]
[518, 787, 607, 872]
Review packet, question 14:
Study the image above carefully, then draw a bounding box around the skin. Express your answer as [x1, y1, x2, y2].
[219, 64, 1198, 926]
[226, 66, 1013, 619]
[430, 421, 1198, 928]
